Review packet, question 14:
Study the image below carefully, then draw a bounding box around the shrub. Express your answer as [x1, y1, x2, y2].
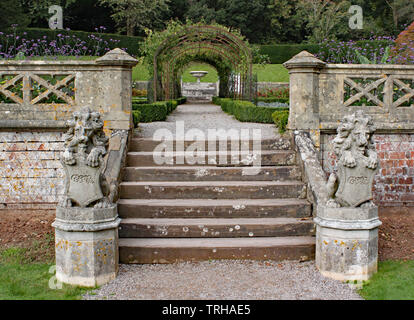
[390, 22, 414, 65]
[259, 44, 320, 64]
[132, 101, 169, 122]
[0, 27, 143, 58]
[272, 110, 289, 134]
[132, 89, 147, 97]
[315, 38, 395, 64]
[132, 97, 186, 125]
[132, 110, 141, 128]
[257, 87, 289, 99]
[215, 97, 289, 123]
[257, 97, 289, 104]
[132, 97, 148, 104]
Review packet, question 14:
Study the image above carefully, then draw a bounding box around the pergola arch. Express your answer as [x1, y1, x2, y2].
[152, 24, 253, 101]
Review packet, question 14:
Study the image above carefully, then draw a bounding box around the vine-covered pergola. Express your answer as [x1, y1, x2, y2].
[150, 24, 254, 102]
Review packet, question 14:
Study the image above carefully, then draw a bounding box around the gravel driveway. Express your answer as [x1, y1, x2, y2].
[83, 260, 362, 300]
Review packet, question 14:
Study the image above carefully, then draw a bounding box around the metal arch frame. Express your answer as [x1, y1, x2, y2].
[153, 25, 253, 101]
[164, 44, 242, 100]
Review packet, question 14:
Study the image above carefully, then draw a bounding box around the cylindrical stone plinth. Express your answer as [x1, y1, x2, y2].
[314, 205, 381, 281]
[52, 205, 121, 287]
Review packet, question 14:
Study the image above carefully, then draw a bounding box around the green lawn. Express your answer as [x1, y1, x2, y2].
[358, 260, 414, 300]
[132, 63, 289, 83]
[0, 243, 93, 300]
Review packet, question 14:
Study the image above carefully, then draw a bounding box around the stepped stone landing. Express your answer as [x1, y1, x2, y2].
[118, 103, 315, 263]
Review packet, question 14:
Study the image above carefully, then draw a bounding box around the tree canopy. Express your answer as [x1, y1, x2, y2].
[4, 0, 414, 44]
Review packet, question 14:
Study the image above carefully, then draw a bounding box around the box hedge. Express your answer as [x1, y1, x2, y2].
[132, 97, 186, 126]
[213, 97, 289, 124]
[272, 110, 290, 134]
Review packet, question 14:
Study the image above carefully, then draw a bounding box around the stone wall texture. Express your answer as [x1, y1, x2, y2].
[0, 131, 65, 209]
[0, 49, 137, 210]
[321, 133, 414, 207]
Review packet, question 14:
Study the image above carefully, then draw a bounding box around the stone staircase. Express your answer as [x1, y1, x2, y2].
[118, 135, 315, 263]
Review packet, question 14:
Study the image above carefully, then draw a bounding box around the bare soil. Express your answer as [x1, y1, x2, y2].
[378, 207, 414, 261]
[0, 210, 55, 263]
[0, 207, 413, 263]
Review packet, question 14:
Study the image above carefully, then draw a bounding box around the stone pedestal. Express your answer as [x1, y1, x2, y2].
[314, 205, 381, 281]
[52, 205, 121, 287]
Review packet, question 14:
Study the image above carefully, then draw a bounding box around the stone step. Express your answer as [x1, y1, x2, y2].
[129, 138, 292, 152]
[122, 166, 301, 182]
[126, 150, 296, 167]
[119, 217, 315, 238]
[119, 236, 315, 263]
[118, 198, 311, 219]
[119, 181, 306, 200]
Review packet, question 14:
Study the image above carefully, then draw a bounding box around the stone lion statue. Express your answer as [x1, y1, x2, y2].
[61, 107, 108, 167]
[59, 107, 111, 208]
[326, 110, 378, 208]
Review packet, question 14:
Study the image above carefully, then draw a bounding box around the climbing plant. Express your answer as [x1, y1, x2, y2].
[140, 20, 266, 101]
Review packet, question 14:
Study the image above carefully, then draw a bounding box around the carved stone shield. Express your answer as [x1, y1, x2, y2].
[62, 159, 103, 207]
[335, 158, 377, 207]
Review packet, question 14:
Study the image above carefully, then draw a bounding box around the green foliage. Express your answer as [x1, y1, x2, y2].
[99, 0, 169, 36]
[132, 101, 169, 122]
[258, 97, 289, 104]
[140, 20, 267, 100]
[272, 109, 289, 133]
[296, 0, 350, 43]
[0, 0, 30, 29]
[259, 44, 320, 64]
[8, 27, 144, 56]
[215, 98, 288, 123]
[132, 97, 186, 125]
[184, 0, 271, 44]
[358, 260, 414, 300]
[355, 46, 396, 64]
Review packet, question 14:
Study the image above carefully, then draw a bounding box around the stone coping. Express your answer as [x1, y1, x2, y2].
[53, 205, 121, 232]
[315, 205, 382, 230]
[319, 122, 414, 133]
[324, 63, 414, 71]
[0, 120, 67, 129]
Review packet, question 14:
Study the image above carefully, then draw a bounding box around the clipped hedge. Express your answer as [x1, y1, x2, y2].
[132, 97, 186, 126]
[259, 44, 320, 64]
[272, 110, 289, 134]
[257, 97, 289, 104]
[214, 97, 288, 124]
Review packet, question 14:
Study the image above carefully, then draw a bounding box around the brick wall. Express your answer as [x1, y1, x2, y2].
[0, 131, 65, 209]
[321, 133, 414, 207]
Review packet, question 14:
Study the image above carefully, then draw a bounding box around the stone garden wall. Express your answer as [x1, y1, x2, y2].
[285, 51, 414, 208]
[0, 49, 137, 209]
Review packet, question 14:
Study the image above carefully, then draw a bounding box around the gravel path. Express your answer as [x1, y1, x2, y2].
[83, 260, 362, 300]
[136, 102, 279, 139]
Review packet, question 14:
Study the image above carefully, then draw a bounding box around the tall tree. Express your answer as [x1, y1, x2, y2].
[99, 0, 170, 36]
[296, 0, 350, 43]
[267, 0, 306, 43]
[385, 0, 414, 28]
[0, 0, 30, 29]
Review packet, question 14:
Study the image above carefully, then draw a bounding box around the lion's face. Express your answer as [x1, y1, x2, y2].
[351, 125, 371, 152]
